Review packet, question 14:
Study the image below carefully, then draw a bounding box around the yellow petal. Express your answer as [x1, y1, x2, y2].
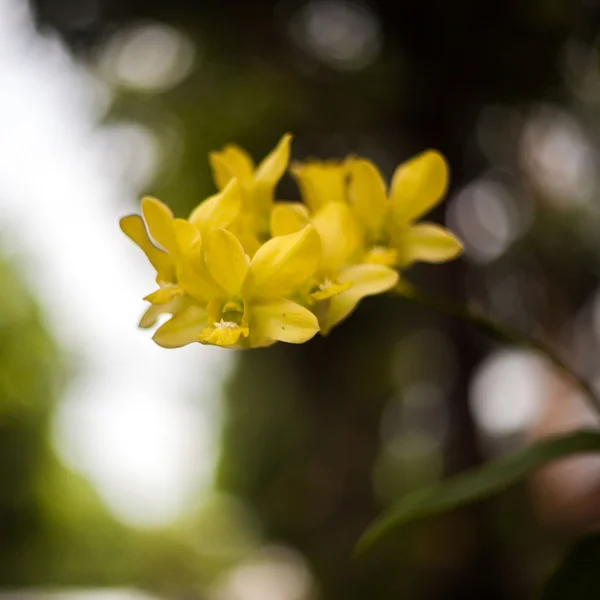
[397, 223, 463, 267]
[141, 196, 178, 254]
[170, 218, 221, 301]
[311, 202, 362, 274]
[173, 218, 202, 267]
[144, 285, 185, 305]
[204, 228, 250, 295]
[270, 202, 310, 237]
[139, 303, 164, 329]
[347, 158, 388, 235]
[290, 160, 348, 212]
[248, 225, 321, 298]
[254, 133, 292, 185]
[250, 298, 319, 345]
[233, 228, 263, 258]
[152, 304, 208, 348]
[246, 134, 293, 222]
[188, 178, 242, 231]
[324, 264, 399, 332]
[119, 214, 173, 279]
[390, 150, 449, 224]
[227, 213, 263, 256]
[178, 262, 220, 304]
[139, 297, 182, 329]
[210, 144, 255, 189]
[173, 218, 200, 249]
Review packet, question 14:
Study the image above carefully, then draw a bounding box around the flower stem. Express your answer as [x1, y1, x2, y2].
[393, 282, 600, 420]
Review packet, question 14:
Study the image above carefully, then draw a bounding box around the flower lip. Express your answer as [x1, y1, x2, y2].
[200, 298, 250, 346]
[199, 296, 250, 347]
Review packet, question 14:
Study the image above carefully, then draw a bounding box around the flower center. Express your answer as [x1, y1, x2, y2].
[199, 297, 250, 347]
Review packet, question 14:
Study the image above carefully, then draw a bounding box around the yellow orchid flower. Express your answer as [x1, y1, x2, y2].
[271, 201, 398, 334]
[346, 151, 463, 268]
[209, 133, 292, 254]
[122, 191, 321, 348]
[155, 225, 322, 349]
[120, 136, 464, 349]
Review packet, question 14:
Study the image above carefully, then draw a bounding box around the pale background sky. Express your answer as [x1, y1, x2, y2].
[0, 0, 233, 527]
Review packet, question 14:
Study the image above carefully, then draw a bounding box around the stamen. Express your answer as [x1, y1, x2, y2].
[214, 319, 239, 329]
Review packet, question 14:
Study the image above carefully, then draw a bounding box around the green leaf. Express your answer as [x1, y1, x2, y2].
[356, 429, 600, 555]
[540, 534, 600, 599]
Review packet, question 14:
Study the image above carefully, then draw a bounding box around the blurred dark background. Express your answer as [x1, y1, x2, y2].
[2, 0, 600, 598]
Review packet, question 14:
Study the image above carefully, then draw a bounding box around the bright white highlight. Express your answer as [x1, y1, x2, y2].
[0, 0, 232, 526]
[210, 547, 314, 600]
[98, 23, 196, 92]
[471, 350, 547, 436]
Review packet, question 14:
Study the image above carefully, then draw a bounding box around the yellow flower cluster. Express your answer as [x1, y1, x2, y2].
[120, 134, 462, 349]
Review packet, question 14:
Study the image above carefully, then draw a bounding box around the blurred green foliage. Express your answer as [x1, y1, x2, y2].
[0, 252, 143, 585]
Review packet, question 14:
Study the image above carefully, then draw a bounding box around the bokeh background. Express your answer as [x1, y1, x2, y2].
[2, 0, 600, 598]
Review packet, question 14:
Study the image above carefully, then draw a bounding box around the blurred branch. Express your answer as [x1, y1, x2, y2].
[393, 282, 600, 420]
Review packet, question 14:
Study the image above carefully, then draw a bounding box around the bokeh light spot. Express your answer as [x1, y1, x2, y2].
[209, 546, 314, 600]
[470, 350, 547, 437]
[98, 22, 196, 92]
[447, 179, 531, 264]
[289, 0, 382, 71]
[520, 105, 596, 207]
